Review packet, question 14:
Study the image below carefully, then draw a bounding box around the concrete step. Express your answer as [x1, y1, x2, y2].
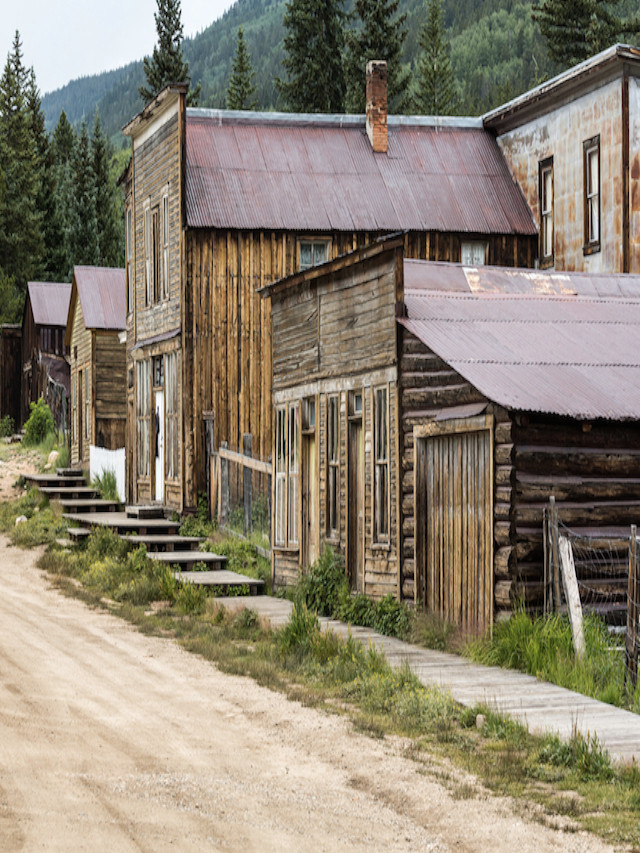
[121, 533, 205, 552]
[59, 499, 121, 514]
[175, 569, 264, 596]
[148, 551, 228, 571]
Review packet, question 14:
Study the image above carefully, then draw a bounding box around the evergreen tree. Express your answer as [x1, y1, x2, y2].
[0, 32, 43, 300]
[139, 0, 201, 105]
[532, 0, 640, 69]
[414, 0, 459, 115]
[277, 0, 346, 112]
[50, 110, 76, 280]
[226, 28, 258, 110]
[344, 0, 409, 113]
[70, 121, 99, 268]
[91, 112, 122, 267]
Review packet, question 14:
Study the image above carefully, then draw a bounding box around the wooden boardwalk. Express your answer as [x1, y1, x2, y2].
[217, 596, 640, 765]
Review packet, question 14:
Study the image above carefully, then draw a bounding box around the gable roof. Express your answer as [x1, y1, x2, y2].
[185, 110, 537, 236]
[71, 266, 126, 332]
[400, 261, 640, 421]
[26, 281, 72, 328]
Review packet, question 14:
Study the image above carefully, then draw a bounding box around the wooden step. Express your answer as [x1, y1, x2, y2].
[56, 468, 84, 477]
[59, 499, 121, 514]
[24, 473, 87, 489]
[121, 533, 205, 552]
[63, 512, 180, 536]
[175, 569, 264, 596]
[67, 527, 91, 541]
[148, 551, 228, 571]
[41, 486, 97, 500]
[126, 505, 166, 520]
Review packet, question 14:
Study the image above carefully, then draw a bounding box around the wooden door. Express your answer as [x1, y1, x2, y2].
[348, 419, 364, 592]
[419, 424, 493, 633]
[154, 390, 165, 503]
[77, 369, 83, 463]
[302, 434, 317, 568]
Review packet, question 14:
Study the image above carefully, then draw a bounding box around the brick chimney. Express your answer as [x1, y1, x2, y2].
[366, 60, 388, 154]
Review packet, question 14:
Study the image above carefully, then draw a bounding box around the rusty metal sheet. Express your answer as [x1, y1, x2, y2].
[73, 266, 126, 331]
[185, 112, 537, 236]
[27, 282, 71, 327]
[400, 286, 640, 420]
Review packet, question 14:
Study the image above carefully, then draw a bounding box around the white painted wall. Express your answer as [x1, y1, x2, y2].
[90, 445, 126, 503]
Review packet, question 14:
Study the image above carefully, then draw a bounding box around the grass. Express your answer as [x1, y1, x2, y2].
[0, 487, 67, 547]
[466, 607, 640, 712]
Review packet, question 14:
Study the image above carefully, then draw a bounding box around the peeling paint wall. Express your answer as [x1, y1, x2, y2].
[496, 79, 624, 273]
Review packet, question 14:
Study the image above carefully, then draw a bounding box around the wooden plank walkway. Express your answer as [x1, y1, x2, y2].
[217, 596, 640, 765]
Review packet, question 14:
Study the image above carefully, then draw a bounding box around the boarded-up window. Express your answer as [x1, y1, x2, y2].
[85, 370, 90, 440]
[71, 374, 76, 444]
[136, 360, 151, 477]
[327, 395, 339, 537]
[275, 407, 286, 546]
[165, 352, 179, 480]
[162, 192, 169, 299]
[584, 136, 600, 252]
[126, 205, 133, 313]
[144, 205, 151, 305]
[288, 405, 300, 545]
[539, 157, 553, 264]
[374, 386, 389, 541]
[152, 207, 160, 303]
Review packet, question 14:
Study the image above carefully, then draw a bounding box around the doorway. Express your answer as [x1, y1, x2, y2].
[154, 390, 165, 503]
[302, 433, 317, 568]
[348, 418, 364, 592]
[77, 369, 83, 463]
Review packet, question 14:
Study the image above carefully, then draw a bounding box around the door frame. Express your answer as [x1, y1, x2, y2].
[154, 389, 165, 504]
[347, 415, 364, 593]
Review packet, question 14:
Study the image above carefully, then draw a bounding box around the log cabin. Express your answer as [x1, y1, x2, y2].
[263, 235, 640, 631]
[122, 62, 537, 513]
[21, 281, 71, 432]
[65, 266, 126, 468]
[0, 324, 21, 429]
[484, 43, 640, 276]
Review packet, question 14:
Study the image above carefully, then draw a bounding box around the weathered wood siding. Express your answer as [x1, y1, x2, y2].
[270, 247, 401, 596]
[94, 332, 126, 450]
[185, 229, 534, 512]
[0, 325, 21, 426]
[69, 299, 92, 466]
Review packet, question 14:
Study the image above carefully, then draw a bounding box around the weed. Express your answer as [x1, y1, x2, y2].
[298, 545, 349, 617]
[537, 728, 613, 782]
[0, 414, 15, 437]
[175, 581, 207, 614]
[92, 468, 119, 501]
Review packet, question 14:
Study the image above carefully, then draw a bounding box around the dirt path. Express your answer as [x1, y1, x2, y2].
[0, 536, 614, 852]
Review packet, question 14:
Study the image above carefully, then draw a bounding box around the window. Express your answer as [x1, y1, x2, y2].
[274, 403, 300, 547]
[327, 395, 339, 538]
[136, 360, 151, 477]
[85, 371, 90, 440]
[539, 157, 554, 265]
[461, 241, 487, 266]
[153, 355, 164, 387]
[162, 192, 169, 298]
[144, 203, 161, 303]
[71, 374, 76, 444]
[126, 205, 133, 313]
[583, 136, 600, 253]
[298, 239, 330, 270]
[165, 352, 179, 480]
[374, 386, 389, 542]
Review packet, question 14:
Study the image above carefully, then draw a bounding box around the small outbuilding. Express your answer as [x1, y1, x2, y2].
[65, 266, 126, 468]
[264, 236, 640, 632]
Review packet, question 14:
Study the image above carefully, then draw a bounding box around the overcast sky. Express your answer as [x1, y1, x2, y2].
[1, 0, 235, 96]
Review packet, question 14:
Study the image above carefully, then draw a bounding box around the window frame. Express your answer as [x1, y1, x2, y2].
[460, 241, 488, 266]
[136, 359, 151, 478]
[162, 190, 169, 299]
[274, 402, 301, 549]
[327, 394, 340, 540]
[298, 238, 331, 271]
[583, 135, 601, 255]
[84, 370, 90, 440]
[165, 352, 179, 481]
[373, 385, 390, 544]
[538, 156, 554, 267]
[126, 204, 133, 314]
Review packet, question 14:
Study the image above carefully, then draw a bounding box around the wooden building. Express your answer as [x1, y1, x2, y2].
[265, 236, 640, 631]
[0, 324, 21, 428]
[21, 281, 71, 430]
[122, 63, 537, 513]
[484, 44, 640, 275]
[65, 266, 126, 468]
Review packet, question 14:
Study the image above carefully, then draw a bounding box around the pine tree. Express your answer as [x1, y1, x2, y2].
[277, 0, 346, 112]
[50, 110, 76, 280]
[414, 0, 459, 115]
[226, 28, 258, 110]
[532, 0, 640, 69]
[139, 0, 201, 105]
[344, 0, 409, 113]
[0, 32, 43, 302]
[70, 121, 99, 268]
[91, 112, 122, 267]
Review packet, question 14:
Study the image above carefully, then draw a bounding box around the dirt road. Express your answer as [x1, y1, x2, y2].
[0, 536, 613, 852]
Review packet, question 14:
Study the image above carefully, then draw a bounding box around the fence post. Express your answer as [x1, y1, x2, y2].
[219, 441, 229, 528]
[549, 496, 561, 613]
[243, 433, 252, 537]
[626, 524, 639, 690]
[558, 535, 585, 659]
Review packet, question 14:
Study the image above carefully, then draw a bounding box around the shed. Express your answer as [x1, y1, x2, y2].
[265, 236, 640, 632]
[65, 266, 126, 467]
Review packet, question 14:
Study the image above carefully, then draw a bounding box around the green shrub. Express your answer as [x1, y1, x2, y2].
[175, 580, 207, 614]
[92, 468, 119, 501]
[23, 398, 55, 445]
[537, 728, 613, 782]
[297, 545, 348, 617]
[0, 414, 14, 437]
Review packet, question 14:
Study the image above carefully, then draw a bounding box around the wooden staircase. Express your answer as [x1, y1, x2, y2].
[28, 468, 263, 594]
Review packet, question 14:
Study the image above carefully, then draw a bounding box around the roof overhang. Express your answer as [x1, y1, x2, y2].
[122, 82, 188, 141]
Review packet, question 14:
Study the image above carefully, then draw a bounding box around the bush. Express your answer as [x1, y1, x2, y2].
[297, 545, 348, 616]
[92, 469, 119, 501]
[23, 398, 55, 445]
[0, 414, 14, 437]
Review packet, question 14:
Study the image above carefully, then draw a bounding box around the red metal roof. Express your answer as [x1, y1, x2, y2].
[185, 111, 537, 236]
[26, 282, 71, 327]
[73, 266, 126, 331]
[401, 262, 640, 420]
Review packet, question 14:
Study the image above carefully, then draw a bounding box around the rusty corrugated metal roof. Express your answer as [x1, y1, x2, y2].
[185, 111, 537, 236]
[401, 263, 640, 420]
[27, 281, 71, 327]
[73, 266, 126, 331]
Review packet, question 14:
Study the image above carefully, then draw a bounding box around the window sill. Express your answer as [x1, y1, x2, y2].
[539, 257, 554, 270]
[583, 242, 601, 256]
[273, 544, 300, 554]
[371, 541, 391, 553]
